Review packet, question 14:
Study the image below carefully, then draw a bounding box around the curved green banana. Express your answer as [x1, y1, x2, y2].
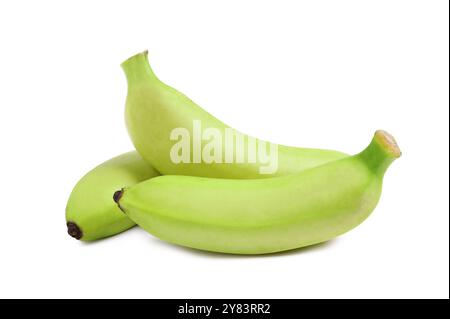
[115, 131, 401, 254]
[122, 51, 347, 178]
[66, 152, 159, 241]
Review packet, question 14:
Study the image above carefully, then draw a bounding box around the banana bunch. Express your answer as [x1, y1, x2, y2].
[66, 51, 400, 254]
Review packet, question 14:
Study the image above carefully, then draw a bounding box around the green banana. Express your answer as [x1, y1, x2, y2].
[114, 131, 401, 254]
[122, 51, 347, 178]
[66, 152, 159, 241]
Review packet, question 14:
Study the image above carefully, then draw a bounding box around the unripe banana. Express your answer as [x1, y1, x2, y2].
[122, 51, 347, 178]
[66, 152, 159, 241]
[115, 131, 401, 254]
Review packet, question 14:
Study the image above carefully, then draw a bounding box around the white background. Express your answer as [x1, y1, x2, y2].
[0, 1, 448, 299]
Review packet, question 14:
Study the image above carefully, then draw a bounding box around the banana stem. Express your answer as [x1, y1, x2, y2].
[121, 50, 157, 85]
[358, 130, 402, 176]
